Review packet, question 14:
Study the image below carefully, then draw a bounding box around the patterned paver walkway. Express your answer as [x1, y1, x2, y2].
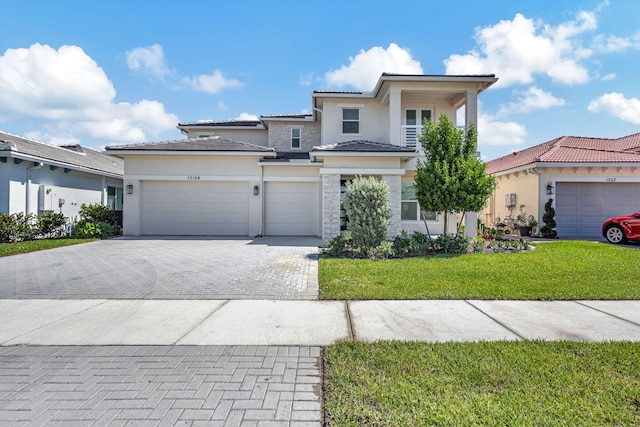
[0, 237, 322, 300]
[0, 345, 322, 426]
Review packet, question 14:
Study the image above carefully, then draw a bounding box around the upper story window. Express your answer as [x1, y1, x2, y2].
[342, 108, 360, 134]
[291, 128, 301, 149]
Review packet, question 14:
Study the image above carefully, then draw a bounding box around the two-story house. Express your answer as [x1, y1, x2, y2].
[105, 73, 497, 238]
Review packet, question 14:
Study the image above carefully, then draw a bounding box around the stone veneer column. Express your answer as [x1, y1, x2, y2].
[383, 175, 401, 238]
[322, 174, 341, 240]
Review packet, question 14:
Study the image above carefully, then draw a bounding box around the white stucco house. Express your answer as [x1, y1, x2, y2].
[105, 73, 497, 238]
[0, 131, 124, 221]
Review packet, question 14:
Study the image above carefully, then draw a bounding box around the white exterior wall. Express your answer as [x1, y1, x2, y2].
[321, 99, 390, 146]
[1, 160, 121, 219]
[267, 122, 321, 152]
[122, 154, 265, 236]
[320, 97, 459, 150]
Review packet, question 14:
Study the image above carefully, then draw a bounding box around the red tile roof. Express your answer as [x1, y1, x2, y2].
[486, 133, 640, 174]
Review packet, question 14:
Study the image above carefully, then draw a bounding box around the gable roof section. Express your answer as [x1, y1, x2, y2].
[312, 140, 417, 152]
[0, 130, 123, 177]
[105, 136, 276, 155]
[486, 133, 640, 174]
[177, 120, 263, 128]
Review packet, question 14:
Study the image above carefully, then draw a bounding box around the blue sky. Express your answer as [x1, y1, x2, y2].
[1, 0, 639, 160]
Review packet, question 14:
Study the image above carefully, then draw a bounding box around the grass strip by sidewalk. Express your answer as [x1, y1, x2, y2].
[324, 341, 640, 427]
[320, 241, 640, 300]
[0, 238, 97, 257]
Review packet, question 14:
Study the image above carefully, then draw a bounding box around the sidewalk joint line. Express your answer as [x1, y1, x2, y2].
[344, 301, 355, 340]
[0, 299, 109, 345]
[464, 300, 525, 340]
[173, 300, 230, 345]
[574, 301, 640, 328]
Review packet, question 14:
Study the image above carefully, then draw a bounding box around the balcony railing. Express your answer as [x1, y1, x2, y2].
[401, 124, 466, 150]
[401, 125, 422, 149]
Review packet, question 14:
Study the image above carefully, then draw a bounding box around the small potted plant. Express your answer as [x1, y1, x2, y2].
[527, 216, 538, 236]
[515, 210, 536, 237]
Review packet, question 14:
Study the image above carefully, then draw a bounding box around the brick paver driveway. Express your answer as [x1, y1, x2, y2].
[0, 345, 322, 426]
[0, 236, 322, 300]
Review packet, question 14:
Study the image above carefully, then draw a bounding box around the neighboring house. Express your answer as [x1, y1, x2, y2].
[484, 133, 640, 239]
[0, 131, 124, 222]
[105, 73, 498, 238]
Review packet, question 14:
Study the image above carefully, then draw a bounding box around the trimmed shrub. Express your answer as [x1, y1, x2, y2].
[37, 212, 66, 238]
[73, 204, 119, 239]
[540, 198, 558, 239]
[342, 176, 391, 253]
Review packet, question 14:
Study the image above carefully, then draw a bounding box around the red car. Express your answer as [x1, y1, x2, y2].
[602, 211, 640, 244]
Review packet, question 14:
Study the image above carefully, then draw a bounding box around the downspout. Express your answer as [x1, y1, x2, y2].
[258, 162, 265, 237]
[25, 162, 44, 214]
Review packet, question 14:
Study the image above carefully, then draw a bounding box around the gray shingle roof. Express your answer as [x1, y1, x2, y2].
[260, 114, 312, 119]
[0, 131, 123, 176]
[177, 120, 262, 127]
[312, 140, 416, 152]
[105, 136, 276, 153]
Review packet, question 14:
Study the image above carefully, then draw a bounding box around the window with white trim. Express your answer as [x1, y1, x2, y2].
[401, 183, 437, 221]
[342, 108, 360, 134]
[291, 128, 301, 149]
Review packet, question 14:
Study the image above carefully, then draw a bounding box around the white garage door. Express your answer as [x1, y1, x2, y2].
[141, 181, 250, 235]
[265, 182, 320, 236]
[555, 182, 640, 238]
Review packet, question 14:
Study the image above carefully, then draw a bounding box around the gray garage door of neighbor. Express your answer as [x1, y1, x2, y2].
[141, 181, 250, 235]
[265, 182, 320, 236]
[555, 182, 640, 238]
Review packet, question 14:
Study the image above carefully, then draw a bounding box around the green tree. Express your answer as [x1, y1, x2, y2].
[414, 113, 496, 235]
[342, 176, 391, 253]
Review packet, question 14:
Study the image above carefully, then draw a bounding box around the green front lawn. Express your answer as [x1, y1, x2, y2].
[320, 241, 640, 300]
[324, 341, 640, 426]
[0, 238, 97, 257]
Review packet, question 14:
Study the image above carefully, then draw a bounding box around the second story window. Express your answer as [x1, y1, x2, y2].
[291, 128, 301, 149]
[342, 108, 360, 134]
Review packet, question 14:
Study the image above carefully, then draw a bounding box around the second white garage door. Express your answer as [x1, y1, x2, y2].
[141, 181, 250, 235]
[265, 182, 320, 236]
[555, 182, 640, 238]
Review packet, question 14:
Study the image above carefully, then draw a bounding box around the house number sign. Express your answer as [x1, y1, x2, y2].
[606, 178, 616, 182]
[187, 176, 201, 180]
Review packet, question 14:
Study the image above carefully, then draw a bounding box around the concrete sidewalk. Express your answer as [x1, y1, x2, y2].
[2, 299, 640, 346]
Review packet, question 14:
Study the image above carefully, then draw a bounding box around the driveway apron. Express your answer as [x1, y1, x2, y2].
[0, 236, 322, 300]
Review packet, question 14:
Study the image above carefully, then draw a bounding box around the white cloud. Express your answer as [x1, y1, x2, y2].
[324, 43, 423, 91]
[217, 100, 227, 111]
[24, 131, 80, 146]
[182, 69, 243, 94]
[126, 44, 172, 81]
[234, 112, 259, 121]
[0, 43, 178, 145]
[478, 114, 527, 148]
[592, 34, 632, 52]
[496, 86, 565, 117]
[588, 92, 640, 125]
[299, 72, 315, 86]
[601, 73, 616, 81]
[457, 104, 527, 149]
[444, 11, 598, 87]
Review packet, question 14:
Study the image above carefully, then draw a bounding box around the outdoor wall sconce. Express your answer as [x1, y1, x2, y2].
[253, 185, 259, 196]
[546, 182, 554, 195]
[126, 184, 134, 194]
